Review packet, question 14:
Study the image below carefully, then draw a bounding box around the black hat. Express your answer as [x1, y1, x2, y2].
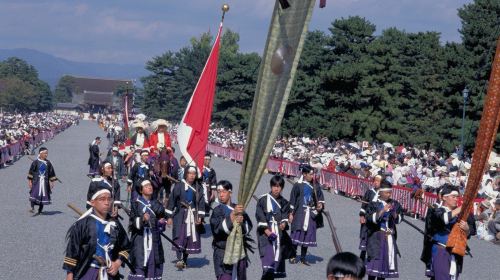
[439, 184, 459, 197]
[87, 182, 111, 201]
[299, 164, 313, 174]
[216, 180, 233, 192]
[379, 180, 393, 191]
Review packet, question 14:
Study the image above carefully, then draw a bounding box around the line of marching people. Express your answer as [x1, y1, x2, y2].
[63, 148, 367, 280]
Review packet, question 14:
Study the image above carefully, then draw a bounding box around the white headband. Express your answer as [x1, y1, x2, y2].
[379, 187, 392, 192]
[217, 185, 232, 192]
[141, 180, 151, 186]
[91, 189, 111, 201]
[103, 162, 112, 168]
[187, 166, 197, 173]
[443, 191, 459, 197]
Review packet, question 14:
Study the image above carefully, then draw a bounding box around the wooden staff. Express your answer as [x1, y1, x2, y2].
[447, 37, 500, 256]
[67, 203, 84, 216]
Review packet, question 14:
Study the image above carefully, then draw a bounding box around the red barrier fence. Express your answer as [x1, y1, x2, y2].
[207, 143, 483, 217]
[0, 123, 72, 165]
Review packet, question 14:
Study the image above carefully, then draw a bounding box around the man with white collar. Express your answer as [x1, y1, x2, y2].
[288, 164, 325, 265]
[125, 122, 150, 150]
[425, 184, 474, 280]
[365, 180, 403, 279]
[210, 180, 253, 280]
[63, 184, 130, 280]
[88, 137, 101, 177]
[255, 175, 292, 279]
[148, 119, 172, 155]
[27, 147, 58, 215]
[359, 175, 382, 261]
[202, 152, 217, 212]
[165, 165, 206, 270]
[127, 150, 152, 203]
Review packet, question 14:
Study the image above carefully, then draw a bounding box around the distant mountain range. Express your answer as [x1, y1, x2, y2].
[0, 48, 148, 89]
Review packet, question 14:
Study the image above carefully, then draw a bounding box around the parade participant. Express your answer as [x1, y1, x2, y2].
[63, 184, 130, 280]
[421, 186, 443, 277]
[210, 180, 253, 280]
[365, 180, 403, 280]
[88, 137, 101, 177]
[106, 147, 127, 182]
[127, 150, 152, 203]
[27, 147, 57, 215]
[86, 161, 121, 213]
[125, 121, 149, 150]
[166, 165, 206, 269]
[359, 175, 383, 261]
[149, 119, 172, 155]
[178, 156, 187, 179]
[202, 152, 217, 213]
[425, 184, 474, 280]
[128, 180, 167, 280]
[326, 252, 366, 280]
[288, 164, 325, 265]
[255, 175, 293, 279]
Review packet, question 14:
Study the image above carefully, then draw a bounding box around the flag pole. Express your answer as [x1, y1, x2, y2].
[221, 4, 229, 22]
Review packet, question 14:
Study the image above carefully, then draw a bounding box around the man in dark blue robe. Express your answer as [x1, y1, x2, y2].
[27, 147, 57, 215]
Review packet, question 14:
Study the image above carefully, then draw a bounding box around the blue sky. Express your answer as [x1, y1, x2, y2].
[0, 0, 472, 64]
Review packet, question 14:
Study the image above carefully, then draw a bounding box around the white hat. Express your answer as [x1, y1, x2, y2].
[132, 120, 145, 129]
[152, 119, 169, 131]
[135, 113, 147, 121]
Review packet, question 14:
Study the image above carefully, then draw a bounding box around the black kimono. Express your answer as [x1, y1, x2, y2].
[421, 202, 441, 277]
[359, 188, 379, 251]
[86, 176, 121, 209]
[63, 214, 130, 280]
[202, 165, 217, 213]
[424, 206, 475, 280]
[289, 181, 324, 247]
[127, 161, 152, 202]
[166, 180, 206, 254]
[255, 193, 293, 279]
[106, 154, 127, 180]
[88, 143, 100, 175]
[210, 203, 253, 280]
[28, 158, 57, 205]
[128, 196, 166, 279]
[365, 199, 403, 279]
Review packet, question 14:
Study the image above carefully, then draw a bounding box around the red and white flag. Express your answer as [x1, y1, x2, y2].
[177, 23, 223, 172]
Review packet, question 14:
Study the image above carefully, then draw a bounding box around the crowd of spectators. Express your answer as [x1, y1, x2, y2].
[0, 112, 79, 167]
[204, 124, 500, 244]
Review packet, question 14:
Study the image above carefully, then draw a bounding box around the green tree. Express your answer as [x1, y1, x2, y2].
[0, 77, 38, 112]
[458, 0, 500, 149]
[54, 75, 75, 103]
[283, 30, 329, 137]
[0, 57, 53, 111]
[213, 30, 260, 130]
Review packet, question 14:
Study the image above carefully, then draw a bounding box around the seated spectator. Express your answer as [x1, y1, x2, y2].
[487, 198, 500, 242]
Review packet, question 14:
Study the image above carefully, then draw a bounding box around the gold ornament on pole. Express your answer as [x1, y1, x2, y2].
[221, 4, 229, 22]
